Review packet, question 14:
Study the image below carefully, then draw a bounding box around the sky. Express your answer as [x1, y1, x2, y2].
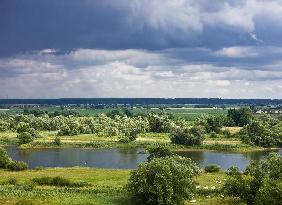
[0, 0, 282, 99]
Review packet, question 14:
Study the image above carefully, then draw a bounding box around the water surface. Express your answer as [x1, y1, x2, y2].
[6, 147, 281, 170]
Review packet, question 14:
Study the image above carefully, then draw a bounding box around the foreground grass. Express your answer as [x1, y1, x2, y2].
[0, 168, 243, 205]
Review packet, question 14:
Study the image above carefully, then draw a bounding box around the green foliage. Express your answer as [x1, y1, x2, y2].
[3, 177, 19, 185]
[32, 176, 88, 187]
[17, 132, 33, 145]
[220, 129, 233, 138]
[205, 116, 223, 133]
[16, 122, 31, 133]
[146, 143, 172, 161]
[148, 114, 172, 133]
[227, 108, 252, 126]
[0, 119, 9, 131]
[256, 178, 282, 205]
[204, 164, 221, 173]
[223, 153, 282, 205]
[127, 156, 200, 205]
[170, 125, 205, 146]
[7, 160, 28, 171]
[53, 136, 62, 146]
[239, 120, 280, 147]
[0, 147, 11, 168]
[209, 132, 218, 138]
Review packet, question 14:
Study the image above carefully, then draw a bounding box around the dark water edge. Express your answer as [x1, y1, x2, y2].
[6, 147, 281, 170]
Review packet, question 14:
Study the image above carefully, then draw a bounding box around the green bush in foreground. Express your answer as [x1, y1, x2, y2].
[204, 164, 221, 173]
[7, 160, 28, 171]
[223, 153, 282, 205]
[256, 178, 282, 205]
[0, 147, 11, 168]
[127, 156, 200, 205]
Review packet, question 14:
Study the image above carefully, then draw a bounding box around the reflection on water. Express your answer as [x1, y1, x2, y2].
[6, 147, 281, 170]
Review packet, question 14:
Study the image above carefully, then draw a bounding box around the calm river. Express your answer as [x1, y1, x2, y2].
[6, 147, 281, 170]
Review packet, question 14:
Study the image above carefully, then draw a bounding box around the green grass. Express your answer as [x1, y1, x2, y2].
[1, 107, 228, 120]
[0, 168, 243, 205]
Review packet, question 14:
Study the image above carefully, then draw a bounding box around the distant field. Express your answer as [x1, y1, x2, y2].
[2, 107, 228, 120]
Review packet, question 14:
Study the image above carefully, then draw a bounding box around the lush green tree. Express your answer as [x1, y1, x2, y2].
[148, 114, 172, 133]
[205, 116, 223, 133]
[227, 108, 252, 126]
[16, 122, 31, 133]
[256, 178, 282, 205]
[170, 126, 204, 146]
[239, 120, 279, 147]
[127, 156, 200, 205]
[0, 119, 9, 131]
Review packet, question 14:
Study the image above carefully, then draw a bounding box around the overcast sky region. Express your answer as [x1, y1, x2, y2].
[0, 0, 282, 99]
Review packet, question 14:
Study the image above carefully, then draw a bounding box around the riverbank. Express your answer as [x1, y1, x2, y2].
[0, 167, 243, 205]
[0, 131, 278, 152]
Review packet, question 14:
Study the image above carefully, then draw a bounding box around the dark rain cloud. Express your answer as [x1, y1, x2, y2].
[1, 0, 282, 57]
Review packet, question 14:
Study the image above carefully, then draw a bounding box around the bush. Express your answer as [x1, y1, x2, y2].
[209, 132, 217, 138]
[32, 176, 88, 187]
[118, 136, 131, 143]
[256, 178, 282, 205]
[170, 126, 204, 146]
[3, 178, 19, 185]
[223, 153, 282, 205]
[227, 108, 252, 126]
[221, 129, 233, 138]
[7, 160, 28, 171]
[0, 120, 9, 131]
[239, 121, 279, 147]
[53, 136, 62, 146]
[17, 132, 33, 145]
[0, 147, 11, 168]
[127, 156, 200, 205]
[204, 164, 221, 173]
[146, 143, 172, 161]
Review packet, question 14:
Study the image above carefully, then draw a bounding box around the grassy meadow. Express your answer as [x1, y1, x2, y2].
[0, 167, 243, 205]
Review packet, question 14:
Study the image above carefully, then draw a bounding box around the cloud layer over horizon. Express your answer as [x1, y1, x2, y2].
[0, 0, 282, 98]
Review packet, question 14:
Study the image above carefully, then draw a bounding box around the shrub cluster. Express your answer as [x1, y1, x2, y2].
[32, 176, 88, 187]
[223, 153, 282, 205]
[204, 164, 221, 173]
[127, 156, 200, 205]
[170, 125, 205, 146]
[6, 161, 28, 171]
[239, 119, 282, 147]
[0, 147, 28, 171]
